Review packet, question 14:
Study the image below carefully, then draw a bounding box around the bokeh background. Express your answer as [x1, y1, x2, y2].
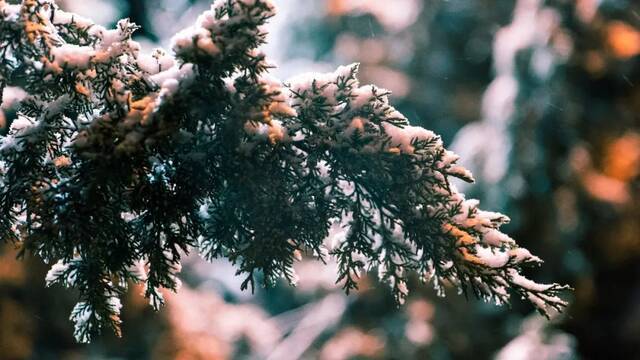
[1, 0, 639, 358]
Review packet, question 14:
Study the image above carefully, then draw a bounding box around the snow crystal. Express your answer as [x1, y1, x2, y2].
[509, 248, 541, 264]
[508, 268, 553, 292]
[351, 85, 376, 109]
[171, 1, 236, 58]
[137, 49, 175, 75]
[9, 116, 33, 132]
[70, 302, 94, 343]
[159, 78, 179, 97]
[287, 72, 327, 95]
[45, 260, 71, 286]
[129, 260, 148, 282]
[286, 64, 359, 106]
[107, 295, 123, 314]
[474, 245, 510, 268]
[49, 44, 94, 71]
[325, 215, 352, 251]
[150, 63, 195, 97]
[86, 19, 141, 64]
[1, 86, 27, 109]
[447, 166, 475, 181]
[381, 122, 435, 154]
[51, 9, 94, 29]
[482, 228, 516, 246]
[0, 2, 20, 21]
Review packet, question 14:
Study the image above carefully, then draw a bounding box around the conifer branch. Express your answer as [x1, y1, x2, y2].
[0, 0, 569, 342]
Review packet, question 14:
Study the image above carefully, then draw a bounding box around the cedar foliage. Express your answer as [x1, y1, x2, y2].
[0, 0, 568, 342]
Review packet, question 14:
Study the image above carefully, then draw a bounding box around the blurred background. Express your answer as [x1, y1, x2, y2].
[1, 0, 639, 358]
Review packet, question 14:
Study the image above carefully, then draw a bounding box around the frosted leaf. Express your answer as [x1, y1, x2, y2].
[70, 302, 94, 343]
[45, 259, 79, 287]
[48, 44, 94, 71]
[45, 259, 71, 286]
[508, 268, 553, 293]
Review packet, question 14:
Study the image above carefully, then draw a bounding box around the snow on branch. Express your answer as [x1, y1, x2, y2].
[0, 0, 569, 342]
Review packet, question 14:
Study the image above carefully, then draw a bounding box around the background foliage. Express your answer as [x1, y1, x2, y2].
[0, 0, 638, 359]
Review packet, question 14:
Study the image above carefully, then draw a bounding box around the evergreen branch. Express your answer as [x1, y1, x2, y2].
[0, 0, 569, 342]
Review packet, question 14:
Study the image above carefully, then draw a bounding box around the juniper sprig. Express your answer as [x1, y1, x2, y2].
[0, 0, 568, 342]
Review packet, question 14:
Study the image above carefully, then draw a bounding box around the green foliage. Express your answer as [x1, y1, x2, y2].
[0, 0, 568, 342]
